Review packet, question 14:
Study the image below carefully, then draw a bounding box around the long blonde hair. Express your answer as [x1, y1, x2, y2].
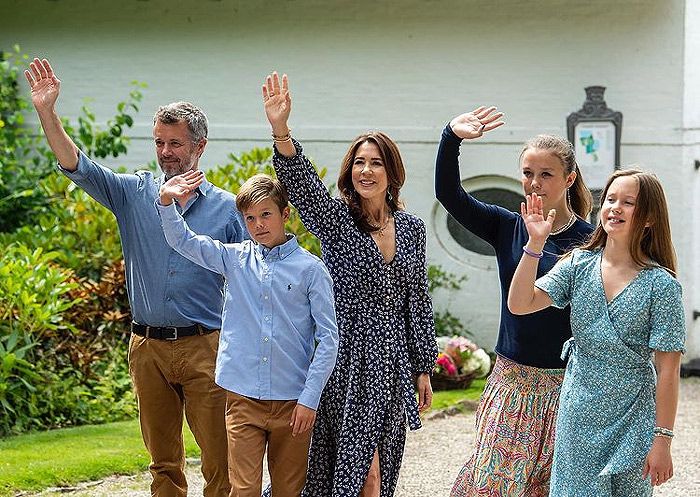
[580, 168, 677, 275]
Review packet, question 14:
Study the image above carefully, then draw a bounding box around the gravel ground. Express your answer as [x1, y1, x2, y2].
[32, 378, 700, 497]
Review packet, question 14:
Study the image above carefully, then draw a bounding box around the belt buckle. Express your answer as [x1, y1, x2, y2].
[164, 327, 179, 340]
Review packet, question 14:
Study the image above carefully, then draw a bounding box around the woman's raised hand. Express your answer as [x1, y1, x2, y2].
[521, 193, 555, 245]
[449, 106, 504, 140]
[262, 72, 291, 135]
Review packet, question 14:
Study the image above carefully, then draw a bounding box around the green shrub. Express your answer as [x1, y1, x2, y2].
[0, 245, 134, 435]
[1, 175, 124, 280]
[0, 330, 42, 435]
[0, 244, 79, 434]
[0, 45, 142, 435]
[428, 265, 471, 337]
[0, 46, 50, 232]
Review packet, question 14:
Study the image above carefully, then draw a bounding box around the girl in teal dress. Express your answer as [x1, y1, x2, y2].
[508, 169, 686, 497]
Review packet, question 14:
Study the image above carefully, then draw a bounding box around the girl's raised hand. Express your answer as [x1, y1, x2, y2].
[449, 106, 504, 140]
[262, 72, 291, 134]
[521, 193, 555, 244]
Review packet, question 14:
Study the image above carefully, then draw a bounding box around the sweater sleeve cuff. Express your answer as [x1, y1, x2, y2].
[443, 123, 462, 142]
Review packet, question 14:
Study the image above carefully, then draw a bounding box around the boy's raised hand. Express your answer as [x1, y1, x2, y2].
[159, 169, 204, 206]
[290, 403, 316, 437]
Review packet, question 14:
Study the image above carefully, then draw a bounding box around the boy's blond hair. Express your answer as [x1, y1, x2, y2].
[236, 174, 289, 213]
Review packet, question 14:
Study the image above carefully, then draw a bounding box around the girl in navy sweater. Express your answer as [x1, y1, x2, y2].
[435, 107, 593, 497]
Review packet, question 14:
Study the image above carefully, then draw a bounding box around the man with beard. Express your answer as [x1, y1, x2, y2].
[24, 57, 246, 497]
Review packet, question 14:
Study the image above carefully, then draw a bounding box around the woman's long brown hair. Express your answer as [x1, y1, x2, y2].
[337, 131, 405, 233]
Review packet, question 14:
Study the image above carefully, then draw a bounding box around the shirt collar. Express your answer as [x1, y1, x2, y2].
[257, 234, 299, 260]
[198, 176, 212, 196]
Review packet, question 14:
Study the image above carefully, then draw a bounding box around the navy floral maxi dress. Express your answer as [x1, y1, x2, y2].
[272, 141, 438, 496]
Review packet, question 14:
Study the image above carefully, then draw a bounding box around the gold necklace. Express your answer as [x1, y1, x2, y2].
[550, 212, 576, 236]
[371, 215, 393, 237]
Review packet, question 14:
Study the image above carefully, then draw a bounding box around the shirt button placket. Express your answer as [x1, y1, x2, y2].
[261, 261, 273, 398]
[164, 251, 179, 321]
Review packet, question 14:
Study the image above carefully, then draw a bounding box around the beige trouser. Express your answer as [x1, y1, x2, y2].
[226, 392, 311, 497]
[129, 332, 230, 497]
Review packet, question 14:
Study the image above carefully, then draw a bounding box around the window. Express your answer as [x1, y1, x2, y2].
[433, 175, 522, 269]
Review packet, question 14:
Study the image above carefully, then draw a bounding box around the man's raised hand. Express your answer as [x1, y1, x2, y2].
[24, 58, 61, 113]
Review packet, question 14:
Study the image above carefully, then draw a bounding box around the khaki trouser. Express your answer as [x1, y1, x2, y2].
[129, 332, 230, 497]
[226, 392, 311, 497]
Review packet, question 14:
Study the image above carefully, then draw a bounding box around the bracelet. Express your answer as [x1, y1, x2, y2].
[653, 426, 674, 438]
[522, 245, 544, 259]
[272, 130, 291, 142]
[653, 433, 673, 446]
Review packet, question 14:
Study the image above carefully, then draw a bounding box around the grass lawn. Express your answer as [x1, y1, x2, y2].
[430, 378, 486, 411]
[0, 381, 485, 496]
[0, 420, 199, 496]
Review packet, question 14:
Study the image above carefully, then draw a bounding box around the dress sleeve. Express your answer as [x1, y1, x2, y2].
[406, 218, 438, 374]
[535, 251, 576, 309]
[272, 139, 347, 243]
[434, 124, 516, 247]
[649, 275, 686, 353]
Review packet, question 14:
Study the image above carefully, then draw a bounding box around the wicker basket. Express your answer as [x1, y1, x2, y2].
[431, 371, 477, 391]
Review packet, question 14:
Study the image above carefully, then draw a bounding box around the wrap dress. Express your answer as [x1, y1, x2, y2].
[535, 248, 686, 496]
[272, 141, 438, 496]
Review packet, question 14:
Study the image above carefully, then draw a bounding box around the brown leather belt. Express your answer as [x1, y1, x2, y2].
[131, 322, 215, 340]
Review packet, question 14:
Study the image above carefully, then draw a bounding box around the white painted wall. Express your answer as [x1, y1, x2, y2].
[2, 0, 696, 357]
[683, 0, 700, 362]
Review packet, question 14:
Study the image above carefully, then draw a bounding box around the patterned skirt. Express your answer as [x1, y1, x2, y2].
[450, 355, 564, 497]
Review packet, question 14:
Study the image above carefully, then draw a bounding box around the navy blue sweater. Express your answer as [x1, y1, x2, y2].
[435, 125, 594, 368]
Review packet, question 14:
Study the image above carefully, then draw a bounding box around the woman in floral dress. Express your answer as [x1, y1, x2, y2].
[261, 72, 437, 497]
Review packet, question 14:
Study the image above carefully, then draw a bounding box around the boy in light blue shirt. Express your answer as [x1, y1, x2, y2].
[157, 171, 338, 497]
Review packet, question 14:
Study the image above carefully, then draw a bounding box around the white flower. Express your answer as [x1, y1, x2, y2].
[436, 336, 451, 350]
[461, 348, 491, 378]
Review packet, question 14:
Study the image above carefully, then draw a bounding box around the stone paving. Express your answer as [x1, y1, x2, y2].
[33, 378, 700, 497]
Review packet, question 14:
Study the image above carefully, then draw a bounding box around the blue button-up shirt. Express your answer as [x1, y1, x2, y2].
[59, 151, 247, 329]
[157, 202, 338, 409]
